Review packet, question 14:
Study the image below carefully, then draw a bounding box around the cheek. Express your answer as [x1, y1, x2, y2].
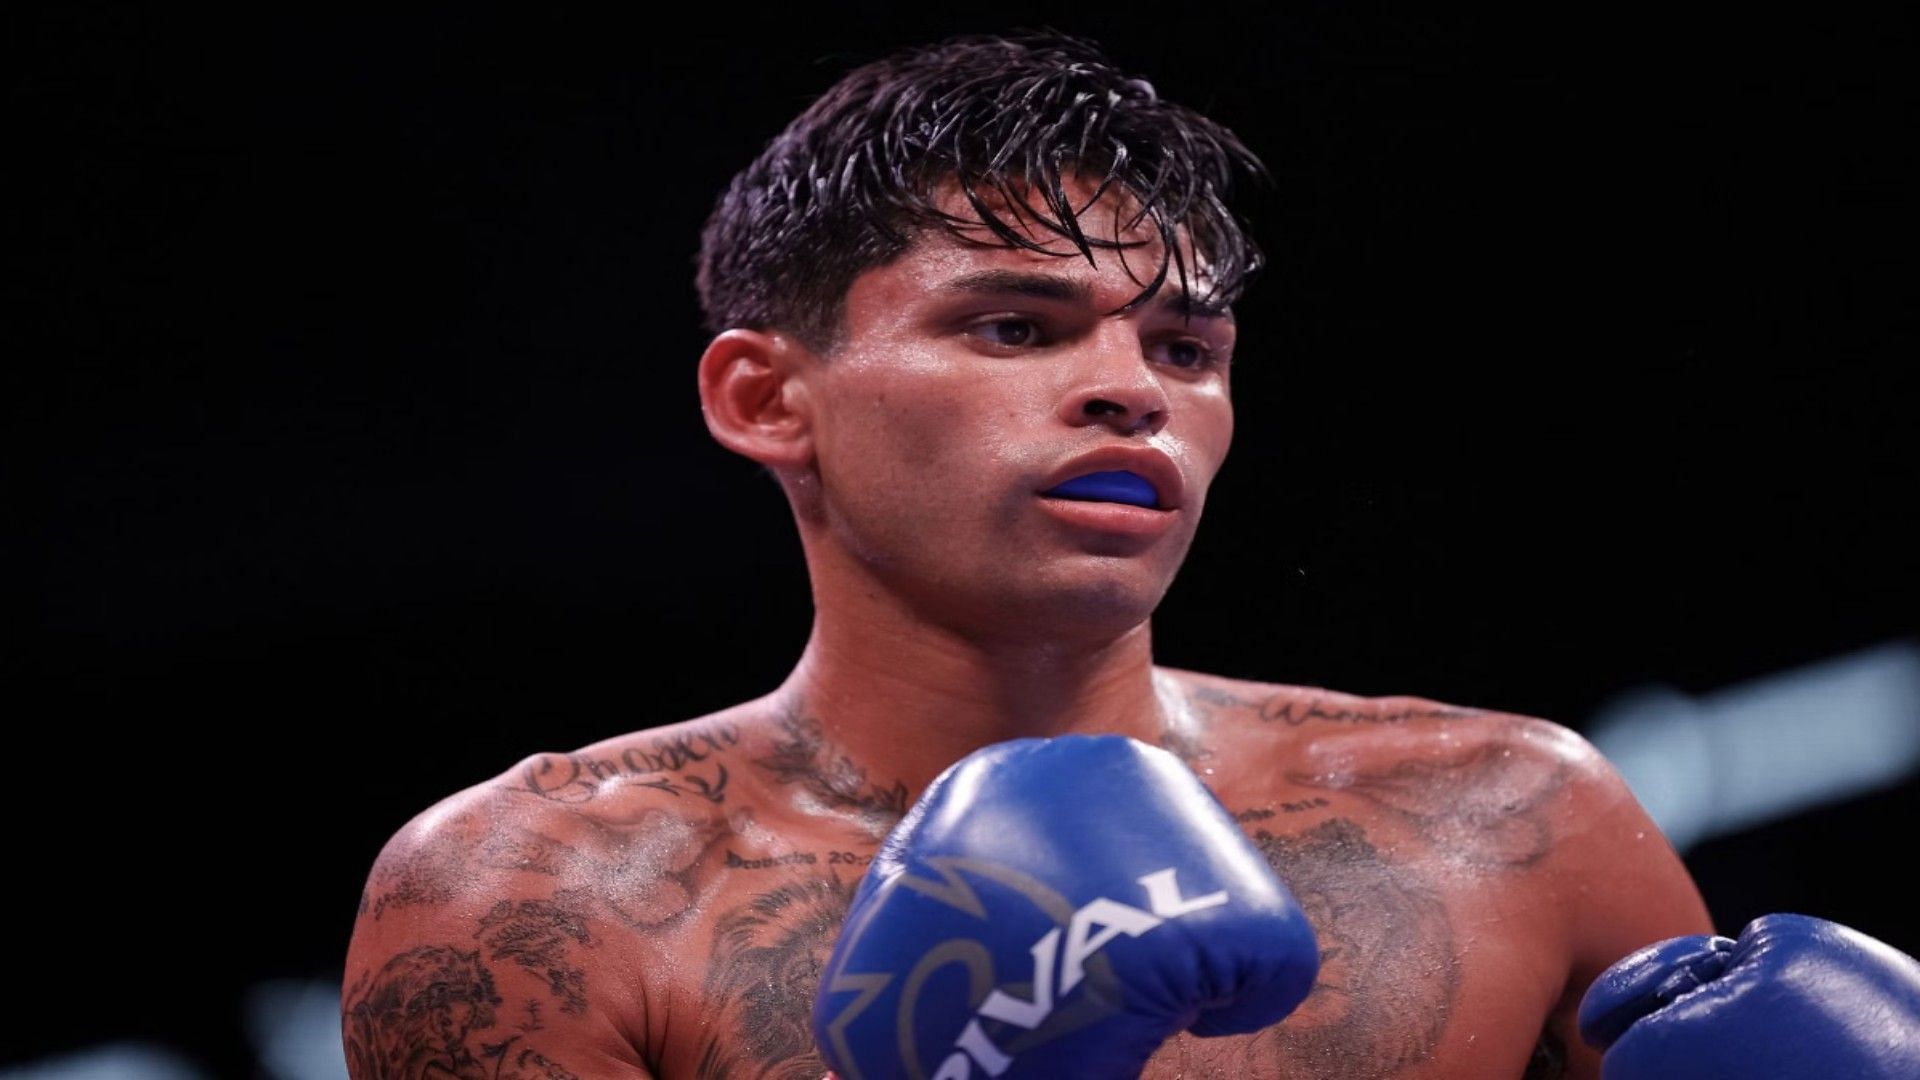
[828, 361, 1015, 477]
[1184, 397, 1236, 488]
[828, 393, 957, 485]
[816, 384, 1007, 536]
[1209, 403, 1235, 461]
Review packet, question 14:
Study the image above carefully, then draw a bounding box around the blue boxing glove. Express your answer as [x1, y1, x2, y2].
[812, 735, 1319, 1080]
[1579, 913, 1920, 1079]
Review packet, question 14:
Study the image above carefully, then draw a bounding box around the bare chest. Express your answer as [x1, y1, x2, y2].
[644, 791, 1572, 1080]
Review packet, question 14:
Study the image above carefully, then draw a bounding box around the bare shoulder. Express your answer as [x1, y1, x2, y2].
[1160, 665, 1665, 860]
[1162, 663, 1599, 767]
[1160, 668, 1710, 1075]
[1164, 667, 1710, 910]
[342, 779, 655, 1076]
[340, 706, 768, 1079]
[352, 698, 780, 932]
[504, 707, 757, 810]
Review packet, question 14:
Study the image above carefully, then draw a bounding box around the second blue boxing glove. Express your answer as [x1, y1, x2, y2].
[1579, 912, 1920, 1079]
[812, 734, 1319, 1079]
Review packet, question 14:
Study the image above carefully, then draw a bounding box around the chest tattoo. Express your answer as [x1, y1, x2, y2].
[693, 876, 855, 1080]
[1244, 818, 1459, 1079]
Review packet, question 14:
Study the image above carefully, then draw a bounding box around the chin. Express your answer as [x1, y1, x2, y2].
[977, 573, 1171, 642]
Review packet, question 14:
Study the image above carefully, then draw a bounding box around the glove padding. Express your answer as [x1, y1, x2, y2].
[812, 734, 1319, 1080]
[1579, 912, 1920, 1079]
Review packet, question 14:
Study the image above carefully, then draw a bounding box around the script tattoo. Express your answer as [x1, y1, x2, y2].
[755, 705, 909, 832]
[342, 946, 580, 1080]
[475, 888, 595, 1016]
[1244, 818, 1458, 1079]
[1232, 798, 1329, 824]
[726, 849, 822, 870]
[1187, 685, 1481, 727]
[692, 877, 855, 1080]
[1291, 741, 1569, 870]
[511, 723, 739, 804]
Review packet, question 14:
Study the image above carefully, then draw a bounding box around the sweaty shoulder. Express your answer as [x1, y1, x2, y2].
[1165, 664, 1589, 766]
[1161, 665, 1700, 878]
[1161, 668, 1712, 1075]
[341, 711, 755, 1079]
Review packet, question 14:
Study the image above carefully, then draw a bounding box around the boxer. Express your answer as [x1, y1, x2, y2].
[341, 32, 1915, 1078]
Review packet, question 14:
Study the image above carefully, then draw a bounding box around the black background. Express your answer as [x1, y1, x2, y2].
[15, 5, 1916, 1073]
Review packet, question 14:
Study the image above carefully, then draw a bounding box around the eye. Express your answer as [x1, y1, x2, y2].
[968, 317, 1046, 349]
[1158, 337, 1224, 371]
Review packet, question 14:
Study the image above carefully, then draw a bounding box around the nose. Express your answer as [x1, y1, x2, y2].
[1057, 324, 1170, 437]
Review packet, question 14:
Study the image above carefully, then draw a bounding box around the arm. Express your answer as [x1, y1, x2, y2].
[1521, 722, 1920, 1079]
[342, 787, 659, 1079]
[1535, 725, 1715, 1079]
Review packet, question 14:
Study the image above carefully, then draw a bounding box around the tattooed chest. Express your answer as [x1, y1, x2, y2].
[676, 874, 855, 1080]
[667, 813, 1542, 1080]
[1232, 816, 1472, 1078]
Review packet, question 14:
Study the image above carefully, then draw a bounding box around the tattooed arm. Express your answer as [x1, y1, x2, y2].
[342, 782, 662, 1079]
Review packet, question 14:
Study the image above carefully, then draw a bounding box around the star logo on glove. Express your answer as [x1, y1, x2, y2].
[819, 856, 1228, 1080]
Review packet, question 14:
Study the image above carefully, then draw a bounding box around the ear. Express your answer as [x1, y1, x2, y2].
[697, 328, 817, 470]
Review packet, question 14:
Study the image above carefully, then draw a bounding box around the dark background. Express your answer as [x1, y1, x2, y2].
[15, 5, 1916, 1074]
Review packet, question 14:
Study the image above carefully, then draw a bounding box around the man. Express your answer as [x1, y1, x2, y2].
[343, 33, 1716, 1078]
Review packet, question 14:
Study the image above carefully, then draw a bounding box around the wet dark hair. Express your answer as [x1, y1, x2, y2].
[695, 31, 1269, 354]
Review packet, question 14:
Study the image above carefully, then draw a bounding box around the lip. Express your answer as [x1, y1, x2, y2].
[1034, 496, 1179, 539]
[1037, 447, 1187, 511]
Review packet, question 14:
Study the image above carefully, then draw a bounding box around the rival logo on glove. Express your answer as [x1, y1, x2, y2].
[929, 867, 1227, 1079]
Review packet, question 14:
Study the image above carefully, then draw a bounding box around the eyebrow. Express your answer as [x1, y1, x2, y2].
[932, 269, 1234, 320]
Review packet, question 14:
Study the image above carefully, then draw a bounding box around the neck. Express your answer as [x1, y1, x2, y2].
[769, 590, 1180, 801]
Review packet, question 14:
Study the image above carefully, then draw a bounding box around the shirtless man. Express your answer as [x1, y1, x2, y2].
[340, 34, 1914, 1079]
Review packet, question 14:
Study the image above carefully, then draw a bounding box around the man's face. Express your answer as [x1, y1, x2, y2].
[796, 181, 1237, 641]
